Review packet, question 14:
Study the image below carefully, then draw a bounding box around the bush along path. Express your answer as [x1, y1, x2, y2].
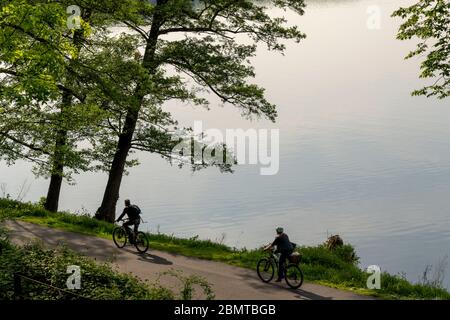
[0, 237, 175, 300]
[1, 198, 450, 299]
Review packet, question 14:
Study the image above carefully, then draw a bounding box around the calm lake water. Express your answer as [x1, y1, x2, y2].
[1, 0, 450, 288]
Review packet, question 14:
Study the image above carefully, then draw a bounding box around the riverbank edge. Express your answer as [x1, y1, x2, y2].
[1, 198, 449, 300]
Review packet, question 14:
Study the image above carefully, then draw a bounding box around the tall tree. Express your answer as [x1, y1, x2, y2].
[1, 0, 224, 212]
[0, 0, 106, 211]
[393, 0, 449, 99]
[91, 0, 307, 222]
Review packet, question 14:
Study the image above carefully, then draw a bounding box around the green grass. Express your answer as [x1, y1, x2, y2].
[1, 197, 449, 300]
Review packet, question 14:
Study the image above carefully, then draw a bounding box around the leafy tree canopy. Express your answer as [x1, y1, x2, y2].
[393, 0, 450, 99]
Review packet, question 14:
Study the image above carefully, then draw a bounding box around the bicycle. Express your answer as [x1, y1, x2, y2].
[112, 218, 149, 253]
[256, 246, 304, 289]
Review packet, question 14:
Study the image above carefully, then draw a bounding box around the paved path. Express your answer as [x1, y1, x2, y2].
[3, 220, 373, 300]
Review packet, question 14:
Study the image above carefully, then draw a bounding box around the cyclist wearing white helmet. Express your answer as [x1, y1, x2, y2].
[264, 227, 295, 281]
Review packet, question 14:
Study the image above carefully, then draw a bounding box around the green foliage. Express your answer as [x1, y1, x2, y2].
[0, 240, 174, 300]
[393, 0, 450, 99]
[0, 0, 109, 182]
[2, 0, 308, 218]
[80, 0, 308, 174]
[331, 244, 359, 264]
[300, 245, 358, 270]
[379, 272, 450, 300]
[37, 197, 47, 208]
[159, 270, 215, 300]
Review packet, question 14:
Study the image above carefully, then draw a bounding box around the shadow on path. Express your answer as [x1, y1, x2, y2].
[122, 248, 173, 265]
[293, 288, 333, 300]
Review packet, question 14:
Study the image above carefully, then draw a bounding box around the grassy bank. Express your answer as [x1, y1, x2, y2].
[1, 198, 449, 300]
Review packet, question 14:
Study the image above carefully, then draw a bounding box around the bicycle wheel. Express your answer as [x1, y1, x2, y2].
[113, 227, 127, 248]
[134, 231, 149, 253]
[285, 264, 304, 289]
[257, 258, 275, 283]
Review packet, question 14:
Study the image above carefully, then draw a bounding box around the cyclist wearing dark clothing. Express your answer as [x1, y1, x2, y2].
[116, 199, 141, 244]
[264, 227, 294, 281]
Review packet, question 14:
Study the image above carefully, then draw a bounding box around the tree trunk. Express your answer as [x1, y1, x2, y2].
[96, 111, 138, 222]
[44, 164, 64, 212]
[96, 5, 164, 221]
[43, 23, 90, 213]
[44, 103, 69, 212]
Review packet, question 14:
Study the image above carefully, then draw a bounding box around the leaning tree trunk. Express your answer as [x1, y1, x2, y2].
[96, 6, 164, 222]
[96, 111, 138, 222]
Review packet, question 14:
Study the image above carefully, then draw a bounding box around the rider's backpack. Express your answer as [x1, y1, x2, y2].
[130, 205, 142, 217]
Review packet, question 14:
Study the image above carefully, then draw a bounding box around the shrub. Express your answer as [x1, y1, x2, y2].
[0, 241, 174, 300]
